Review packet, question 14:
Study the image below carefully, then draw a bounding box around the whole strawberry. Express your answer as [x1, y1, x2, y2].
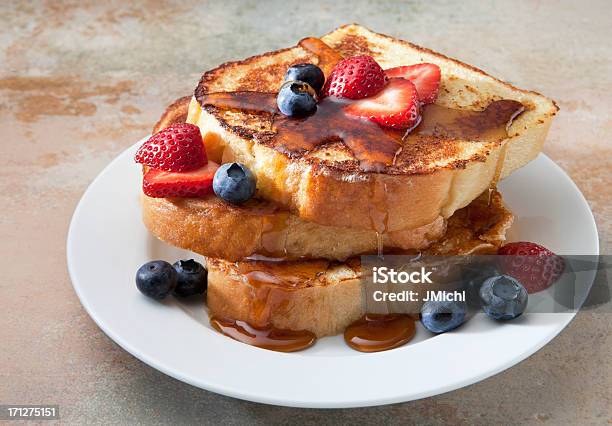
[498, 242, 565, 294]
[324, 55, 386, 99]
[135, 123, 207, 172]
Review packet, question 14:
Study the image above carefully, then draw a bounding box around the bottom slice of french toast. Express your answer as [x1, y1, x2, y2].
[206, 190, 513, 337]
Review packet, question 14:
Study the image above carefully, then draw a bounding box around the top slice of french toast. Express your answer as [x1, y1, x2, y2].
[187, 24, 558, 232]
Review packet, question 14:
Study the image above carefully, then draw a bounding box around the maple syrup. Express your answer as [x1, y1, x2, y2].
[488, 142, 510, 206]
[210, 317, 316, 352]
[298, 37, 343, 77]
[226, 260, 328, 327]
[260, 213, 290, 257]
[368, 177, 389, 257]
[199, 93, 524, 173]
[201, 93, 403, 171]
[412, 101, 524, 141]
[344, 314, 416, 352]
[237, 259, 328, 289]
[199, 34, 523, 171]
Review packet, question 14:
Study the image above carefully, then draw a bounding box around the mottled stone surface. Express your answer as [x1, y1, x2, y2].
[1, 0, 610, 424]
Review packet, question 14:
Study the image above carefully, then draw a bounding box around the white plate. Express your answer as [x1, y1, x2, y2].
[67, 140, 599, 408]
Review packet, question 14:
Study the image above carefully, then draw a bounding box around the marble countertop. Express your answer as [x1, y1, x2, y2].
[1, 1, 610, 424]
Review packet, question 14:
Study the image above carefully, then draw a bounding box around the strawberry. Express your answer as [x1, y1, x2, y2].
[323, 55, 386, 100]
[498, 242, 565, 294]
[143, 161, 219, 198]
[135, 123, 206, 172]
[344, 78, 420, 129]
[385, 63, 441, 104]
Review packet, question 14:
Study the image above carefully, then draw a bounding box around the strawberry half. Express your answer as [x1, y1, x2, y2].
[344, 78, 420, 129]
[143, 161, 219, 198]
[135, 123, 207, 172]
[385, 63, 441, 104]
[323, 55, 386, 100]
[498, 242, 565, 294]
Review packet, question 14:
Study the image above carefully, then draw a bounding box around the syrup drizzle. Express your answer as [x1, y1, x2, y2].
[210, 317, 316, 352]
[488, 142, 510, 206]
[201, 93, 403, 171]
[235, 260, 330, 328]
[260, 213, 290, 257]
[209, 261, 327, 352]
[199, 94, 523, 173]
[344, 314, 416, 352]
[199, 36, 524, 173]
[413, 101, 524, 140]
[298, 37, 343, 77]
[238, 259, 328, 289]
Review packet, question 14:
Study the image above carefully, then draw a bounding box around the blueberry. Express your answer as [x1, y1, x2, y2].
[172, 259, 207, 297]
[284, 64, 325, 93]
[461, 260, 501, 308]
[480, 275, 528, 320]
[213, 162, 256, 204]
[421, 300, 467, 333]
[135, 260, 177, 300]
[276, 80, 317, 117]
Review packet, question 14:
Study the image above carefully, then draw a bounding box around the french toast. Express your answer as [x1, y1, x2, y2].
[187, 24, 558, 232]
[143, 101, 504, 260]
[135, 24, 560, 351]
[207, 190, 513, 337]
[142, 194, 445, 261]
[145, 97, 446, 260]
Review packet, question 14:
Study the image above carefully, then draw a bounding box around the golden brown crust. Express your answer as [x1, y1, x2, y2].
[152, 96, 191, 134]
[141, 194, 446, 261]
[426, 190, 514, 255]
[206, 190, 514, 337]
[332, 24, 559, 105]
[207, 259, 364, 337]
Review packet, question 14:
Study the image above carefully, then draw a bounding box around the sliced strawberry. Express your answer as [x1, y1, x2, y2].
[135, 123, 207, 172]
[344, 78, 420, 129]
[323, 55, 387, 100]
[385, 63, 441, 104]
[498, 242, 565, 294]
[143, 161, 219, 198]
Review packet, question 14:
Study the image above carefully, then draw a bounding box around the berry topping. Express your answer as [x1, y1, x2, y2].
[135, 260, 177, 300]
[284, 63, 325, 93]
[212, 162, 257, 205]
[480, 275, 528, 320]
[142, 161, 219, 198]
[344, 78, 421, 129]
[324, 55, 386, 100]
[172, 259, 207, 297]
[135, 123, 207, 172]
[385, 63, 441, 104]
[421, 300, 467, 333]
[277, 80, 317, 117]
[498, 242, 565, 293]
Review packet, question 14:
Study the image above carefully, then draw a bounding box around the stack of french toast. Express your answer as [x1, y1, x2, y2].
[138, 24, 558, 345]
